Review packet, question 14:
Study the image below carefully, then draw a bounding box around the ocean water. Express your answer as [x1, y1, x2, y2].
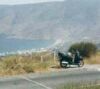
[0, 38, 54, 53]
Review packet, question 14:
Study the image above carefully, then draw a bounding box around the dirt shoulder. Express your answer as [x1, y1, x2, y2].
[49, 64, 100, 73]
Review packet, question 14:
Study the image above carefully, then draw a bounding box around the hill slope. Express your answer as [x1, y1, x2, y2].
[0, 0, 100, 42]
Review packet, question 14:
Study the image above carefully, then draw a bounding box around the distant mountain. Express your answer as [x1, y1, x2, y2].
[0, 0, 100, 42]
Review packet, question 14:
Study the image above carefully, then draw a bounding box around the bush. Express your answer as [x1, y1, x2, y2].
[68, 42, 97, 58]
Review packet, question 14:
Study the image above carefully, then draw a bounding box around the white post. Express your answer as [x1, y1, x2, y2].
[31, 53, 33, 59]
[41, 56, 43, 62]
[54, 52, 56, 63]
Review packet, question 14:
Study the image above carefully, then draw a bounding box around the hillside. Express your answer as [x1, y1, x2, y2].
[0, 0, 100, 42]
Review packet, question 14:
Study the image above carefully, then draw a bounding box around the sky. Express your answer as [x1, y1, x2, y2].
[0, 0, 64, 5]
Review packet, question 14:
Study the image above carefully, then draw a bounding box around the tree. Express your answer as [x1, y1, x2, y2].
[68, 42, 97, 58]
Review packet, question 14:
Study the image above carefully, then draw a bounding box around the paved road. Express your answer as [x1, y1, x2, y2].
[0, 68, 100, 89]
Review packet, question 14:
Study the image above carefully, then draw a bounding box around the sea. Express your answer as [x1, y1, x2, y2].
[0, 38, 54, 55]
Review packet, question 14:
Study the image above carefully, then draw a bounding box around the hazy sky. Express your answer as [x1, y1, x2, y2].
[0, 0, 64, 5]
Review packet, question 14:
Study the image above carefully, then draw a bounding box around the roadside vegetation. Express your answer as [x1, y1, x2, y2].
[68, 42, 97, 58]
[0, 42, 99, 76]
[68, 42, 100, 64]
[0, 52, 59, 76]
[57, 82, 100, 89]
[84, 52, 100, 64]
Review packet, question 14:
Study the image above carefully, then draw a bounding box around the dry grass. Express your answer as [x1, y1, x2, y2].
[1, 51, 100, 76]
[84, 52, 100, 64]
[57, 82, 100, 89]
[0, 52, 59, 76]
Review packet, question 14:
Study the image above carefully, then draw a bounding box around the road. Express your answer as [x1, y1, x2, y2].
[0, 66, 100, 89]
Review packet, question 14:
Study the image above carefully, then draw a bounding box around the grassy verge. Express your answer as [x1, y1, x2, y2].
[84, 52, 100, 64]
[0, 52, 59, 76]
[57, 82, 100, 89]
[0, 51, 100, 76]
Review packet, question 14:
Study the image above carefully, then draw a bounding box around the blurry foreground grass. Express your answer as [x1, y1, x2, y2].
[57, 82, 100, 89]
[0, 52, 59, 76]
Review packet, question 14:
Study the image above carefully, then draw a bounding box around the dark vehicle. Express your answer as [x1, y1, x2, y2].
[58, 51, 84, 68]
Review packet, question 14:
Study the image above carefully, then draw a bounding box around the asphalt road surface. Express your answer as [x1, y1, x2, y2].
[0, 66, 100, 89]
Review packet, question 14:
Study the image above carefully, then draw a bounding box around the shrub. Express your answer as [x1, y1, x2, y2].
[68, 42, 97, 58]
